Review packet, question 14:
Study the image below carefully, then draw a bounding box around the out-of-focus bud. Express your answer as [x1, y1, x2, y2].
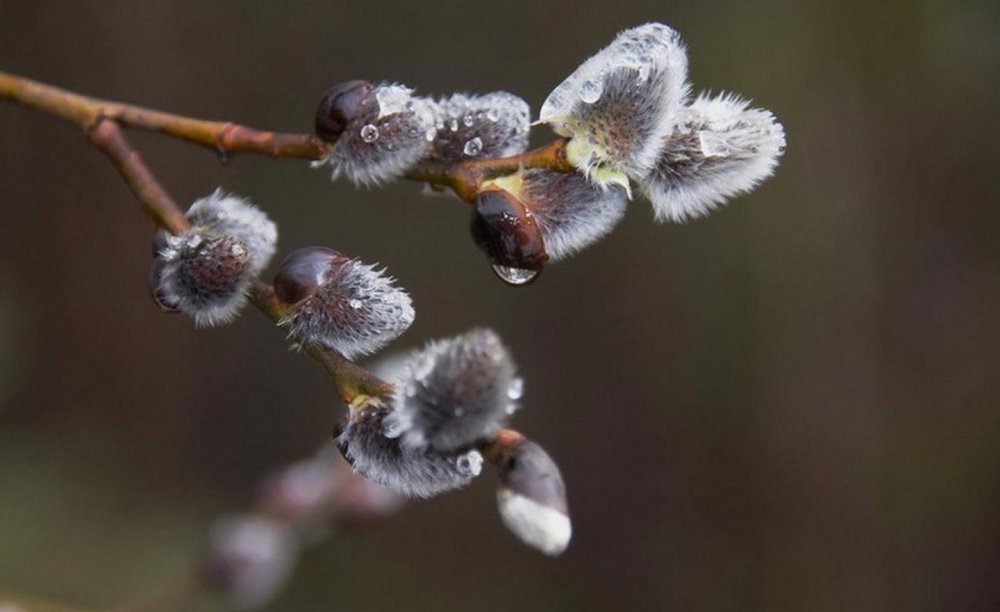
[312, 82, 436, 186]
[257, 455, 341, 524]
[203, 515, 300, 610]
[272, 246, 414, 359]
[470, 187, 549, 286]
[332, 467, 406, 525]
[490, 431, 571, 556]
[426, 92, 531, 163]
[152, 190, 277, 326]
[335, 406, 483, 498]
[640, 92, 786, 222]
[539, 23, 690, 188]
[384, 328, 520, 451]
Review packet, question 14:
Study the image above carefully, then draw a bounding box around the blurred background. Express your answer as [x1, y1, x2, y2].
[1, 1, 999, 610]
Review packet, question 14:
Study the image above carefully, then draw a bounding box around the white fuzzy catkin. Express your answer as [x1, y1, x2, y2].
[283, 260, 414, 360]
[384, 328, 519, 451]
[156, 191, 277, 326]
[641, 92, 786, 222]
[518, 168, 628, 261]
[427, 92, 531, 163]
[539, 23, 690, 182]
[498, 489, 572, 556]
[314, 83, 436, 186]
[336, 405, 483, 498]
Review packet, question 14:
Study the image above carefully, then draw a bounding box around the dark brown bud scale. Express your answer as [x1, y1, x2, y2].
[470, 188, 549, 271]
[315, 80, 374, 142]
[148, 257, 180, 313]
[273, 246, 350, 306]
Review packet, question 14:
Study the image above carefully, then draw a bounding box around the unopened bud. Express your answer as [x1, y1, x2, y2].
[427, 92, 531, 163]
[491, 433, 571, 556]
[335, 406, 483, 498]
[273, 247, 414, 359]
[152, 191, 277, 326]
[312, 82, 436, 186]
[385, 328, 520, 451]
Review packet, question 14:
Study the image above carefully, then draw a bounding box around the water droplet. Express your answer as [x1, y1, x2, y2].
[637, 64, 650, 82]
[425, 127, 437, 142]
[456, 451, 483, 476]
[349, 298, 363, 309]
[463, 137, 483, 156]
[382, 416, 403, 438]
[579, 78, 604, 104]
[449, 118, 459, 132]
[453, 406, 465, 417]
[463, 112, 475, 127]
[505, 403, 519, 415]
[486, 108, 499, 122]
[186, 234, 203, 249]
[491, 265, 539, 286]
[360, 124, 379, 143]
[507, 377, 524, 400]
[230, 243, 246, 257]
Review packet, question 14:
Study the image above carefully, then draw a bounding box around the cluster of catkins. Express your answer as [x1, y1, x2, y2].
[146, 22, 785, 569]
[147, 198, 570, 556]
[311, 22, 785, 284]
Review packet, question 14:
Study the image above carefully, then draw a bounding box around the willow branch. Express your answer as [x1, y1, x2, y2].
[0, 70, 573, 201]
[0, 70, 326, 158]
[81, 116, 387, 404]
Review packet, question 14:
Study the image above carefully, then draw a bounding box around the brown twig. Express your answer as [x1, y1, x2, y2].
[0, 69, 577, 400]
[0, 70, 573, 200]
[78, 116, 388, 405]
[0, 71, 326, 159]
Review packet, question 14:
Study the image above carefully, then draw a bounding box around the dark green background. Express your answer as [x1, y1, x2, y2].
[1, 1, 999, 610]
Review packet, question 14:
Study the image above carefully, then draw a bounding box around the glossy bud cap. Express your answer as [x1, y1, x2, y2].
[314, 80, 374, 142]
[273, 246, 350, 306]
[470, 188, 549, 281]
[148, 256, 180, 313]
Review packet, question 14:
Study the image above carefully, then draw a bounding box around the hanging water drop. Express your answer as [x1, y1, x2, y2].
[463, 112, 475, 127]
[425, 127, 437, 142]
[360, 124, 379, 143]
[449, 118, 459, 132]
[382, 417, 403, 439]
[463, 137, 483, 157]
[579, 78, 604, 104]
[507, 377, 524, 400]
[491, 265, 539, 286]
[456, 451, 483, 476]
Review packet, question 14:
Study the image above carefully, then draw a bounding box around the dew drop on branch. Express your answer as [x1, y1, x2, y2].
[578, 78, 604, 104]
[463, 137, 483, 157]
[507, 377, 524, 400]
[360, 124, 379, 143]
[456, 451, 483, 476]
